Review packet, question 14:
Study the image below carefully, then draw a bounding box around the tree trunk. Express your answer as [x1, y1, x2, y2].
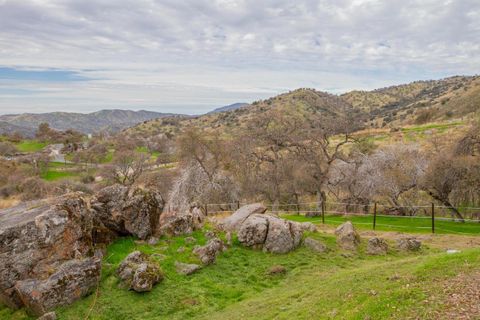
[428, 191, 465, 222]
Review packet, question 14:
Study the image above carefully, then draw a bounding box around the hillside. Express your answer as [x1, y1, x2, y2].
[0, 109, 178, 135]
[0, 121, 36, 138]
[126, 76, 480, 139]
[125, 88, 365, 138]
[342, 75, 480, 128]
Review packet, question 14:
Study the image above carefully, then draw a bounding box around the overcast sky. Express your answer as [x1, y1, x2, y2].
[0, 0, 479, 115]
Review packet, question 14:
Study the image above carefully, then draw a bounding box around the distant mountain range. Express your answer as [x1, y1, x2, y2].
[0, 109, 177, 136]
[208, 103, 249, 114]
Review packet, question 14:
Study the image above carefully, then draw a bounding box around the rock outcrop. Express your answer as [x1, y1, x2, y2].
[334, 221, 360, 250]
[220, 203, 267, 232]
[367, 237, 388, 255]
[304, 237, 328, 253]
[15, 258, 101, 316]
[159, 214, 196, 236]
[91, 185, 164, 241]
[193, 238, 226, 265]
[0, 193, 94, 310]
[237, 214, 303, 254]
[396, 237, 421, 251]
[116, 251, 163, 292]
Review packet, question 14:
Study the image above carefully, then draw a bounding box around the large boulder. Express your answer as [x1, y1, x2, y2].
[220, 203, 267, 232]
[367, 237, 388, 255]
[15, 258, 101, 317]
[237, 214, 303, 254]
[116, 251, 163, 292]
[334, 221, 360, 250]
[0, 193, 94, 309]
[91, 185, 164, 240]
[193, 238, 226, 265]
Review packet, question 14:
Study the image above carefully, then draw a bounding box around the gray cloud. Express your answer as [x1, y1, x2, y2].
[0, 0, 479, 114]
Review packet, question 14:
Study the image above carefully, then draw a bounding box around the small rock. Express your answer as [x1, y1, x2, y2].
[37, 312, 57, 320]
[147, 237, 159, 245]
[446, 249, 461, 254]
[367, 237, 388, 255]
[193, 238, 226, 265]
[116, 251, 163, 292]
[396, 237, 421, 251]
[304, 237, 328, 253]
[185, 237, 196, 244]
[225, 231, 232, 246]
[175, 261, 201, 275]
[177, 246, 186, 253]
[267, 265, 287, 275]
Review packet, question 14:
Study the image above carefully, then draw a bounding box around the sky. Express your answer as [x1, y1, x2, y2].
[0, 0, 479, 115]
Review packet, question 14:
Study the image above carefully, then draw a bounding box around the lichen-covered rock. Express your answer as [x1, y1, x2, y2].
[15, 258, 101, 316]
[237, 214, 303, 254]
[193, 238, 226, 265]
[367, 237, 389, 255]
[334, 221, 360, 250]
[304, 237, 328, 253]
[116, 251, 163, 292]
[396, 237, 421, 251]
[175, 261, 201, 275]
[0, 193, 94, 309]
[91, 185, 164, 240]
[220, 203, 267, 232]
[237, 214, 269, 247]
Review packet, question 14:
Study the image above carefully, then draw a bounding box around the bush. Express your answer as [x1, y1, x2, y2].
[19, 177, 52, 200]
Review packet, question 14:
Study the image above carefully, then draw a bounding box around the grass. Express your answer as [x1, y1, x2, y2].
[14, 140, 47, 153]
[1, 227, 479, 320]
[283, 214, 480, 235]
[40, 170, 80, 181]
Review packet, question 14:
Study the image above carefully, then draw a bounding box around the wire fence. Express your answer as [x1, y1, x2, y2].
[201, 200, 480, 234]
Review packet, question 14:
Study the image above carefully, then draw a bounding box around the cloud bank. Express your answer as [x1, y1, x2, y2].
[0, 0, 479, 114]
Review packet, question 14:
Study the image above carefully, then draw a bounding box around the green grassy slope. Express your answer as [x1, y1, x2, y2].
[2, 228, 479, 320]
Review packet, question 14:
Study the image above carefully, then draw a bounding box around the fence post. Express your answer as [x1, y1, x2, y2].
[204, 204, 208, 216]
[431, 203, 435, 234]
[237, 201, 240, 210]
[373, 202, 377, 230]
[321, 201, 325, 224]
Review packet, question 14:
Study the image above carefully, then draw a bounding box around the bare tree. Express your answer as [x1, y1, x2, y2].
[104, 151, 148, 185]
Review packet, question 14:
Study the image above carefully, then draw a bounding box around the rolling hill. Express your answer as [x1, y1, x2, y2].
[0, 109, 178, 135]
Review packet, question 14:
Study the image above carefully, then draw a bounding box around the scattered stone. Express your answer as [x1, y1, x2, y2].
[116, 251, 163, 292]
[91, 185, 164, 240]
[446, 249, 461, 254]
[15, 258, 101, 317]
[147, 237, 159, 246]
[37, 311, 57, 320]
[304, 237, 328, 253]
[220, 203, 267, 231]
[300, 222, 317, 232]
[193, 238, 226, 265]
[190, 206, 206, 228]
[335, 221, 360, 250]
[267, 265, 287, 275]
[396, 237, 421, 251]
[175, 261, 202, 275]
[182, 298, 199, 306]
[177, 246, 186, 253]
[185, 236, 197, 244]
[237, 214, 303, 254]
[367, 237, 388, 255]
